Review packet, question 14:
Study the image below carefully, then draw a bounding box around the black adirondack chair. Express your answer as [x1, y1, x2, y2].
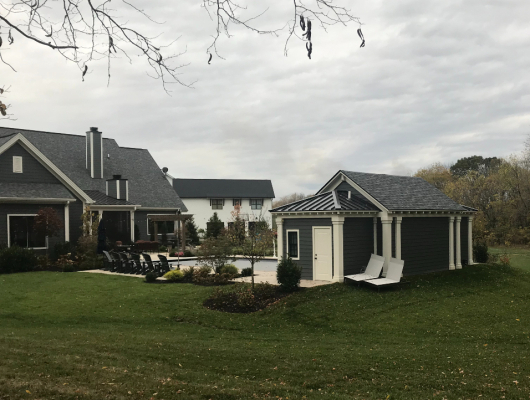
[102, 250, 115, 271]
[118, 252, 132, 273]
[157, 254, 171, 275]
[131, 253, 145, 275]
[142, 253, 161, 275]
[109, 251, 121, 272]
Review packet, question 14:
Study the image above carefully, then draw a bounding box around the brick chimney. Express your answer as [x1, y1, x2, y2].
[86, 127, 103, 179]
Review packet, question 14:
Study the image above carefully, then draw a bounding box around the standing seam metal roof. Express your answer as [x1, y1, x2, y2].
[271, 191, 379, 212]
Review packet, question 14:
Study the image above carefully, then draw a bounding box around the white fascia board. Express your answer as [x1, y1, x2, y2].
[137, 207, 183, 211]
[0, 134, 94, 204]
[91, 205, 140, 211]
[317, 171, 388, 212]
[0, 197, 75, 204]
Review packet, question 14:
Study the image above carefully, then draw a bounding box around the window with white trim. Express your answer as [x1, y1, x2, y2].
[211, 199, 224, 210]
[233, 199, 242, 206]
[8, 215, 46, 248]
[13, 156, 23, 173]
[286, 230, 299, 259]
[250, 198, 263, 210]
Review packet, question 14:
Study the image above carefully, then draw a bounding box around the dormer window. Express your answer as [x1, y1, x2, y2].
[13, 156, 23, 173]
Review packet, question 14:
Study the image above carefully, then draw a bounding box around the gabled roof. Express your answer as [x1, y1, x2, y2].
[271, 190, 379, 213]
[320, 170, 469, 212]
[0, 127, 187, 211]
[173, 178, 275, 199]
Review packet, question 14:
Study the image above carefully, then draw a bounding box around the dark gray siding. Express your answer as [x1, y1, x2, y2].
[343, 217, 374, 275]
[376, 219, 382, 256]
[107, 180, 118, 199]
[0, 203, 66, 252]
[401, 217, 449, 275]
[283, 218, 332, 280]
[0, 143, 61, 184]
[92, 132, 102, 178]
[335, 181, 365, 201]
[460, 217, 469, 265]
[119, 180, 127, 200]
[68, 199, 84, 244]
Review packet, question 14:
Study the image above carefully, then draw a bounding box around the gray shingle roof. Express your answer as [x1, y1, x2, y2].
[0, 127, 187, 211]
[84, 190, 136, 206]
[173, 179, 275, 199]
[0, 182, 75, 200]
[339, 170, 468, 211]
[271, 190, 379, 212]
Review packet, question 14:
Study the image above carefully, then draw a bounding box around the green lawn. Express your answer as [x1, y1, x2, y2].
[1, 266, 530, 400]
[490, 246, 530, 272]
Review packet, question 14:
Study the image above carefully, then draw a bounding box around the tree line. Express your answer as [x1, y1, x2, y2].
[415, 140, 530, 246]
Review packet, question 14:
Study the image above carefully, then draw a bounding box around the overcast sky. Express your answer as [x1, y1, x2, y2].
[2, 0, 529, 198]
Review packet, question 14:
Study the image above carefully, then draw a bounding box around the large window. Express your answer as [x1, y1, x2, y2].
[8, 215, 46, 248]
[147, 218, 175, 235]
[250, 199, 263, 210]
[233, 199, 242, 206]
[287, 230, 299, 259]
[211, 199, 224, 210]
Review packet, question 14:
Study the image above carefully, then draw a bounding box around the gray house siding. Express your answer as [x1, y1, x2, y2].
[460, 217, 469, 265]
[401, 217, 449, 275]
[68, 199, 84, 244]
[343, 217, 374, 276]
[0, 203, 66, 251]
[335, 181, 365, 201]
[0, 143, 61, 184]
[283, 218, 332, 280]
[376, 219, 382, 256]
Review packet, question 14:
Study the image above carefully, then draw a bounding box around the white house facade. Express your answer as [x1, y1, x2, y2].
[166, 177, 275, 231]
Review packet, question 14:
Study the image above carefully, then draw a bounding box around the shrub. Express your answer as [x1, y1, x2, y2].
[62, 264, 75, 272]
[474, 241, 489, 263]
[192, 266, 232, 285]
[276, 257, 302, 292]
[499, 252, 511, 267]
[183, 250, 194, 257]
[181, 266, 195, 282]
[51, 242, 74, 262]
[241, 267, 253, 277]
[159, 245, 168, 253]
[145, 272, 158, 283]
[164, 269, 184, 282]
[57, 253, 76, 271]
[0, 246, 37, 274]
[169, 251, 184, 257]
[219, 264, 239, 276]
[36, 255, 53, 270]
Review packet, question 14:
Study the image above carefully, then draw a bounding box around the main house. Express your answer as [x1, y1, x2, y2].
[167, 176, 275, 231]
[271, 170, 476, 282]
[0, 127, 186, 251]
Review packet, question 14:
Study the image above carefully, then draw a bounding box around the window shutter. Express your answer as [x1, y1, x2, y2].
[13, 156, 23, 173]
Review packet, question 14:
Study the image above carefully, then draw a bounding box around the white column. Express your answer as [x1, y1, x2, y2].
[64, 201, 70, 242]
[373, 217, 378, 255]
[455, 216, 462, 269]
[381, 218, 393, 276]
[276, 217, 284, 260]
[332, 215, 345, 282]
[130, 209, 135, 242]
[468, 216, 474, 265]
[449, 217, 455, 270]
[395, 217, 402, 260]
[98, 210, 103, 221]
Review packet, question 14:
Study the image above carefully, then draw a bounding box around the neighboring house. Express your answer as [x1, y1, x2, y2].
[0, 127, 187, 251]
[271, 170, 477, 282]
[167, 176, 275, 231]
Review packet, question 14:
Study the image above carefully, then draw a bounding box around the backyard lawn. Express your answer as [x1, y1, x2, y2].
[490, 246, 530, 272]
[1, 264, 530, 399]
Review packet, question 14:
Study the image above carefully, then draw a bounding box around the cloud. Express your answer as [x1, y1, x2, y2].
[2, 0, 530, 197]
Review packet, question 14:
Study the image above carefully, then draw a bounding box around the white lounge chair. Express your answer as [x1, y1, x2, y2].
[367, 258, 404, 288]
[344, 254, 384, 282]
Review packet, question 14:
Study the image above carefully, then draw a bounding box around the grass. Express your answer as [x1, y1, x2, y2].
[490, 246, 530, 272]
[1, 265, 530, 399]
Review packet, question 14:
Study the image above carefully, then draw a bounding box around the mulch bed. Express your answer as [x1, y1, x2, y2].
[203, 287, 293, 313]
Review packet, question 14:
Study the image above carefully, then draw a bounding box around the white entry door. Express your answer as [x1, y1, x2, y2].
[313, 227, 333, 281]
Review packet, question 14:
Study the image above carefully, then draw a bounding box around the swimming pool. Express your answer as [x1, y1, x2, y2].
[168, 258, 278, 272]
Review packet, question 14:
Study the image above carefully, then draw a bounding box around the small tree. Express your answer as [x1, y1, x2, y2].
[227, 217, 275, 290]
[77, 206, 100, 268]
[228, 204, 246, 247]
[206, 212, 224, 238]
[186, 217, 200, 246]
[196, 233, 232, 273]
[34, 207, 64, 255]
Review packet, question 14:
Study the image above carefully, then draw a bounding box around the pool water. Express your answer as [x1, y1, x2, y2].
[169, 258, 278, 272]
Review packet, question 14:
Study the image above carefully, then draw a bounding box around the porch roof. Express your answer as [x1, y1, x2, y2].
[271, 190, 379, 213]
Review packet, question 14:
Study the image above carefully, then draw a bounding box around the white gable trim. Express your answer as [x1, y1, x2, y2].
[0, 134, 94, 204]
[317, 171, 388, 212]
